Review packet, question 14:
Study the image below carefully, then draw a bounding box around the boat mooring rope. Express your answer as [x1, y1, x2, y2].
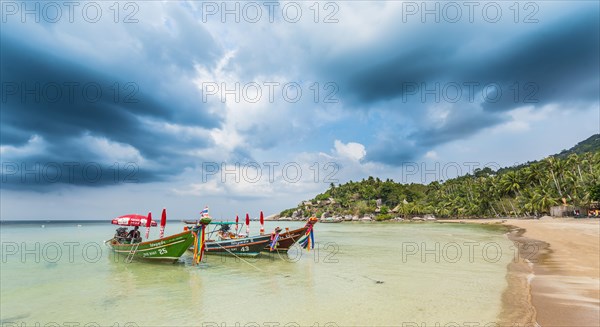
[275, 231, 299, 260]
[211, 241, 264, 272]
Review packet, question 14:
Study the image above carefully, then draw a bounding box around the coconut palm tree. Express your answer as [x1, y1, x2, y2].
[544, 157, 564, 197]
[500, 171, 522, 197]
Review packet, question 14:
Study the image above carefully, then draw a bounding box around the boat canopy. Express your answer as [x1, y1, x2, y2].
[111, 214, 157, 227]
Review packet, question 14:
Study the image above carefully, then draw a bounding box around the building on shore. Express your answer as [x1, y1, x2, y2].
[551, 202, 600, 217]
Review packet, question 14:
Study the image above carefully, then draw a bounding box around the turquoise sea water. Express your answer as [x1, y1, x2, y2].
[1, 221, 514, 326]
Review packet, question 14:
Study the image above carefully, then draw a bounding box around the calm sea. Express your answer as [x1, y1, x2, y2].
[1, 221, 514, 327]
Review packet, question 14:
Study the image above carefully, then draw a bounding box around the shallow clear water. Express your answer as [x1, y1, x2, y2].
[1, 221, 513, 326]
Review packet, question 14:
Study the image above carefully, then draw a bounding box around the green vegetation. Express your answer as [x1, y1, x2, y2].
[590, 184, 600, 202]
[281, 135, 600, 219]
[556, 134, 600, 158]
[497, 134, 600, 174]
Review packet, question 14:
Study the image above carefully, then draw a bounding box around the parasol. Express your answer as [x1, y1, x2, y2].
[111, 214, 157, 227]
[145, 212, 152, 239]
[245, 213, 250, 235]
[159, 208, 167, 238]
[260, 211, 264, 235]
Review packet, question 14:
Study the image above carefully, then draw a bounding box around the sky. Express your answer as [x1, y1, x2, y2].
[1, 1, 599, 220]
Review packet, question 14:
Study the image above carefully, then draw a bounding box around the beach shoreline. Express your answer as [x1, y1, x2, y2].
[439, 218, 600, 326]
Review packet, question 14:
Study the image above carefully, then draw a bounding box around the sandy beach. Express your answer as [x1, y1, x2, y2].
[442, 218, 600, 326]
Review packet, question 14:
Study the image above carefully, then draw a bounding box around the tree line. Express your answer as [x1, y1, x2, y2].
[281, 149, 600, 220]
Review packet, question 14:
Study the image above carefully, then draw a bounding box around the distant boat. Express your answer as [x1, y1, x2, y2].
[321, 217, 342, 223]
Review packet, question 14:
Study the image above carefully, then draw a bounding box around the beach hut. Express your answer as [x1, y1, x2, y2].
[550, 205, 588, 218]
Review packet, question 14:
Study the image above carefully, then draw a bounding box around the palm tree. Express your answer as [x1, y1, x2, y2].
[500, 171, 522, 197]
[544, 157, 564, 197]
[517, 187, 544, 216]
[538, 189, 559, 213]
[566, 153, 585, 183]
[523, 164, 544, 188]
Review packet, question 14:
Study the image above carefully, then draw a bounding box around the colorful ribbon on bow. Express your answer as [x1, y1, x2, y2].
[270, 231, 280, 251]
[298, 223, 315, 251]
[192, 224, 207, 265]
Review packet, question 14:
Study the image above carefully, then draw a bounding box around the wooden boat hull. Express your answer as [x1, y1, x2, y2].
[262, 226, 308, 252]
[107, 230, 195, 263]
[189, 235, 271, 257]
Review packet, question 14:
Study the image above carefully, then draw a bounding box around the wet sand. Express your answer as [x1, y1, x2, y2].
[442, 218, 600, 326]
[507, 218, 599, 327]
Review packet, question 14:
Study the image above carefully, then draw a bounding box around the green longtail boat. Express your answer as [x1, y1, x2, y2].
[105, 211, 211, 263]
[106, 229, 196, 263]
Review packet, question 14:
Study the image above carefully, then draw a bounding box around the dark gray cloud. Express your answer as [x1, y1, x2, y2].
[1, 37, 159, 146]
[365, 138, 419, 165]
[0, 34, 220, 188]
[1, 1, 598, 186]
[408, 107, 504, 148]
[321, 8, 599, 165]
[365, 104, 507, 165]
[0, 155, 159, 190]
[331, 11, 598, 109]
[473, 13, 599, 112]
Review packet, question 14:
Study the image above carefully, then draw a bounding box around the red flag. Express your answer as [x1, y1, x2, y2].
[235, 215, 239, 232]
[145, 212, 152, 239]
[245, 213, 250, 225]
[159, 208, 167, 238]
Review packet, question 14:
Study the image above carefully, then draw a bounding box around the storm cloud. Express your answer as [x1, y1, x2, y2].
[1, 3, 226, 188]
[312, 4, 599, 164]
[1, 0, 598, 189]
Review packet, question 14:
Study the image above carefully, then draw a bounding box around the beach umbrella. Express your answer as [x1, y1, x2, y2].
[145, 212, 152, 239]
[111, 214, 157, 227]
[260, 211, 265, 235]
[159, 208, 167, 238]
[245, 213, 250, 235]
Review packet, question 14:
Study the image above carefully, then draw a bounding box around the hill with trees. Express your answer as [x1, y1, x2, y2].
[280, 134, 600, 220]
[555, 134, 600, 158]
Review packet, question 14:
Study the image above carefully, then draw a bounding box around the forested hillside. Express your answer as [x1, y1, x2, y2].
[281, 134, 600, 220]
